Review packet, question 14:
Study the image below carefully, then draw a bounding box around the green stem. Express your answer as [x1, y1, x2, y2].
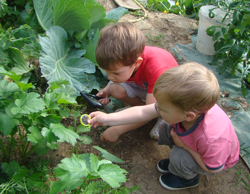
[23, 178, 29, 194]
[159, 1, 168, 11]
[0, 179, 13, 194]
[22, 144, 37, 162]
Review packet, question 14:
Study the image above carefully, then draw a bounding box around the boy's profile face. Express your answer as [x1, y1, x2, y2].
[104, 63, 137, 83]
[155, 100, 186, 124]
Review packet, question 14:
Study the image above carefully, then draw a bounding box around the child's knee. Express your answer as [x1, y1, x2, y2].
[158, 121, 174, 146]
[110, 84, 127, 99]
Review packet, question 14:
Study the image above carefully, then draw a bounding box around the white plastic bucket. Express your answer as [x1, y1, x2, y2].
[196, 5, 229, 56]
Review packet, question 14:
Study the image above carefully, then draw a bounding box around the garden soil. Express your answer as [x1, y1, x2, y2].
[27, 0, 250, 193]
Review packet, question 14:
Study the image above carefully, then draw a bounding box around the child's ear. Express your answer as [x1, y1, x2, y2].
[185, 111, 197, 121]
[135, 57, 143, 68]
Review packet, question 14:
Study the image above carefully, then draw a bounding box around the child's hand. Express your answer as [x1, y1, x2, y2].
[96, 89, 110, 105]
[170, 128, 185, 149]
[88, 111, 108, 128]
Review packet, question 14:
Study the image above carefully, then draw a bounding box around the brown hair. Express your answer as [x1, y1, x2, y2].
[153, 62, 220, 113]
[95, 22, 146, 70]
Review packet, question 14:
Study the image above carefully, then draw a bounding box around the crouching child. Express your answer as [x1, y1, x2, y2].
[88, 62, 240, 191]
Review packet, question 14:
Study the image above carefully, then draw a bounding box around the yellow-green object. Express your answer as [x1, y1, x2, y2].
[80, 114, 91, 126]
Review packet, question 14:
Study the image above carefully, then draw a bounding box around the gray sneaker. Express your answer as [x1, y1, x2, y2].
[149, 117, 163, 140]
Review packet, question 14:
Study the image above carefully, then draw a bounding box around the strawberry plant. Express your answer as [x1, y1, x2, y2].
[0, 67, 83, 163]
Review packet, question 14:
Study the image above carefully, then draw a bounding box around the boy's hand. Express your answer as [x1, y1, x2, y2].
[100, 127, 120, 142]
[97, 89, 110, 105]
[89, 111, 108, 128]
[170, 128, 186, 149]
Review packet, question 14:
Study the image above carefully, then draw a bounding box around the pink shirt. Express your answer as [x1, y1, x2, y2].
[126, 46, 178, 93]
[175, 104, 240, 170]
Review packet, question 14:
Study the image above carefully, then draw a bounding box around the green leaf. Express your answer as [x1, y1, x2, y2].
[43, 93, 60, 110]
[185, 0, 193, 9]
[0, 80, 19, 99]
[206, 26, 217, 36]
[232, 10, 240, 25]
[50, 123, 79, 146]
[85, 2, 106, 25]
[93, 146, 124, 163]
[0, 114, 19, 135]
[105, 7, 128, 20]
[0, 34, 10, 50]
[77, 125, 91, 133]
[53, 0, 91, 32]
[11, 92, 45, 115]
[9, 47, 32, 74]
[90, 153, 99, 172]
[53, 154, 89, 181]
[212, 31, 222, 41]
[27, 126, 43, 143]
[81, 29, 100, 65]
[12, 168, 29, 182]
[28, 126, 51, 156]
[27, 173, 43, 189]
[53, 86, 77, 98]
[0, 48, 12, 67]
[16, 82, 33, 92]
[1, 160, 19, 176]
[41, 127, 58, 143]
[0, 0, 7, 18]
[39, 26, 97, 93]
[48, 78, 70, 92]
[35, 114, 62, 127]
[78, 134, 92, 144]
[98, 163, 127, 188]
[58, 109, 70, 118]
[57, 93, 77, 104]
[50, 179, 82, 194]
[77, 153, 91, 169]
[33, 0, 53, 31]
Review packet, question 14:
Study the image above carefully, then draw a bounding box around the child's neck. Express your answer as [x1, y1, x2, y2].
[180, 114, 201, 131]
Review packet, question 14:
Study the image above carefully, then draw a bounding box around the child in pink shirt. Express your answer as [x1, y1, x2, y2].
[89, 62, 240, 190]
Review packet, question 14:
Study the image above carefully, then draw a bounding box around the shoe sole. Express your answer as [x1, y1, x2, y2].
[159, 175, 199, 190]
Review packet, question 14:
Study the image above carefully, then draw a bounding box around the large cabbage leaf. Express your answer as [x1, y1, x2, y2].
[39, 26, 98, 93]
[33, 0, 53, 31]
[53, 0, 91, 32]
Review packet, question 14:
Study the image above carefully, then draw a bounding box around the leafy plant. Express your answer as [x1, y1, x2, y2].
[0, 160, 49, 194]
[0, 67, 86, 163]
[49, 147, 141, 194]
[33, 0, 128, 94]
[207, 0, 250, 96]
[147, 0, 230, 17]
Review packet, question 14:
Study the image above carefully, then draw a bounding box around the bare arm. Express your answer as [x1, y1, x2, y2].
[145, 93, 156, 104]
[89, 103, 160, 127]
[170, 129, 224, 173]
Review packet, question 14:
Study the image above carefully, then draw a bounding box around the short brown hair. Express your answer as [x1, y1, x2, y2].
[95, 22, 146, 70]
[153, 62, 220, 113]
